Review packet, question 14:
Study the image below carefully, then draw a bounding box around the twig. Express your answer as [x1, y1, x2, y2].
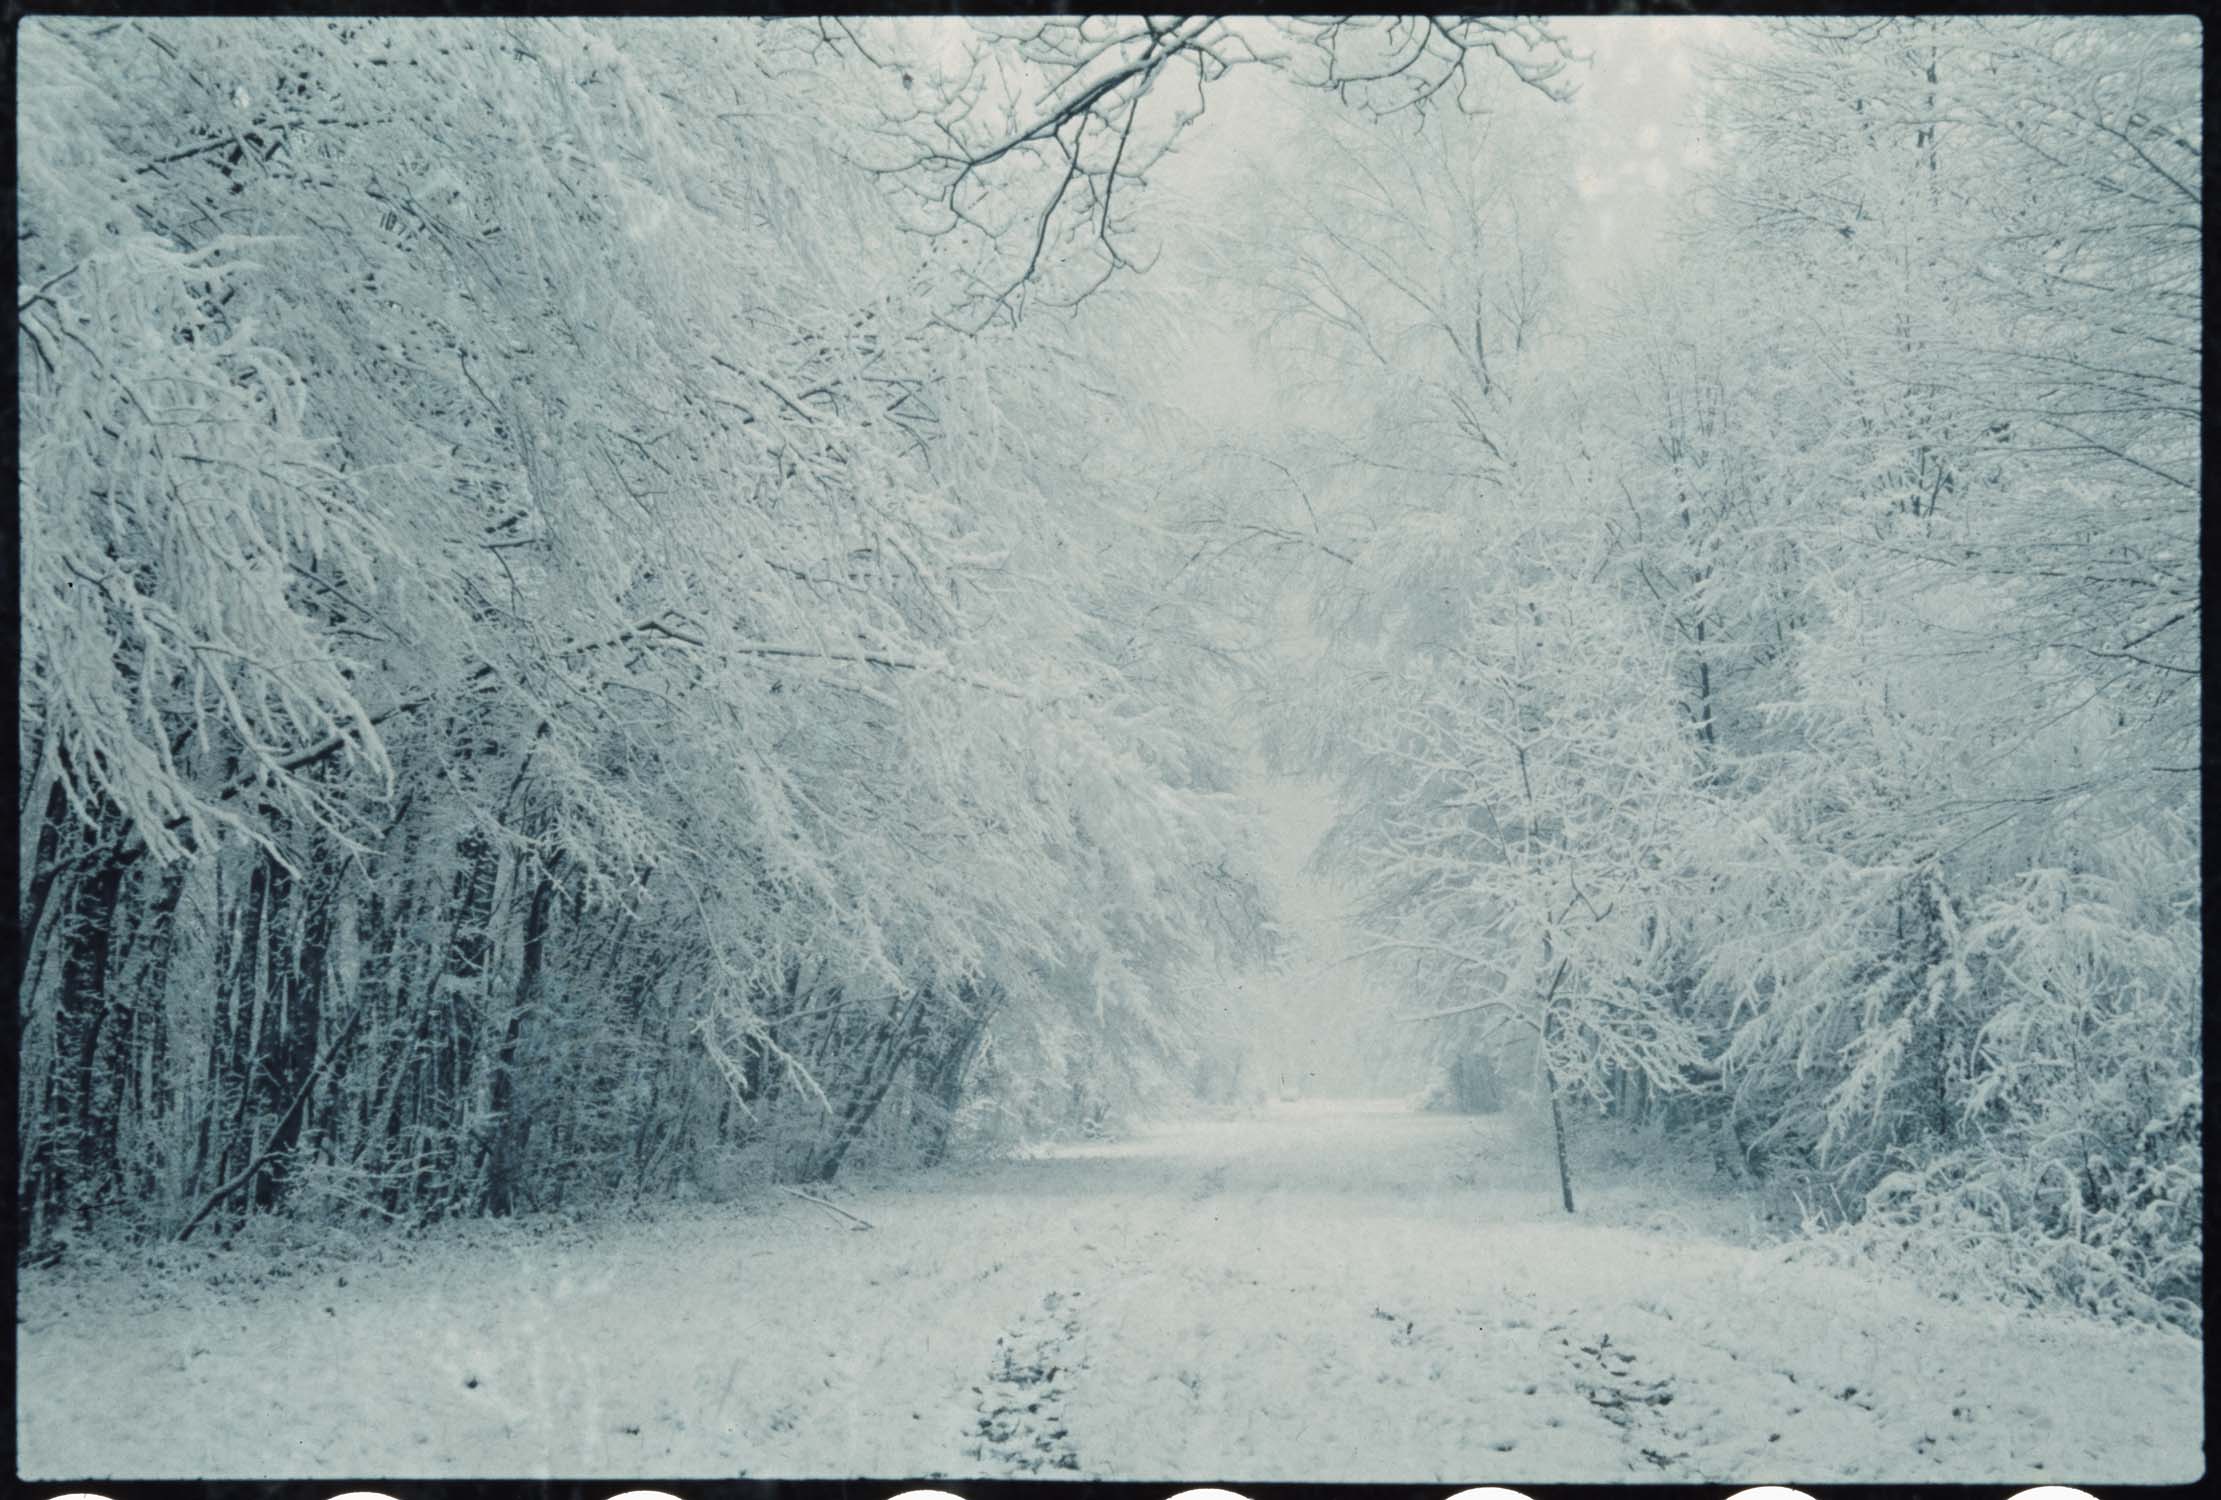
[176, 992, 374, 1242]
[779, 1184, 874, 1230]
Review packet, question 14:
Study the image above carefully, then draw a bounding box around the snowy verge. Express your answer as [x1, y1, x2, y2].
[17, 1102, 2202, 1481]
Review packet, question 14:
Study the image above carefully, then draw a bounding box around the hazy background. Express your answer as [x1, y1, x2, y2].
[1131, 17, 1752, 1095]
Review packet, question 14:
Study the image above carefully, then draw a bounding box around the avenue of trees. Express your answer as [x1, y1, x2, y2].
[16, 16, 2200, 1332]
[17, 15, 1576, 1244]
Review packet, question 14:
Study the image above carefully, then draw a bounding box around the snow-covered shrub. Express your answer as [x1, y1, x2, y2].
[1815, 829, 2205, 1331]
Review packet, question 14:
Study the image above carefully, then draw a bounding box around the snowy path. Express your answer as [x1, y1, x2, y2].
[17, 1101, 2200, 1481]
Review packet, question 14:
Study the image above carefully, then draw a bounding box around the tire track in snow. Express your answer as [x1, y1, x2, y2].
[1340, 1302, 1668, 1474]
[1547, 1303, 1918, 1478]
[1555, 1327, 1689, 1471]
[966, 1151, 1233, 1475]
[966, 1288, 1084, 1473]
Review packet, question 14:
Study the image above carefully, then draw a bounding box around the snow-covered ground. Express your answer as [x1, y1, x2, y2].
[16, 1099, 2201, 1481]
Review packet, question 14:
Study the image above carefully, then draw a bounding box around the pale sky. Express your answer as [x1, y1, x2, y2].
[1555, 15, 1745, 288]
[1121, 16, 1761, 437]
[890, 14, 1749, 302]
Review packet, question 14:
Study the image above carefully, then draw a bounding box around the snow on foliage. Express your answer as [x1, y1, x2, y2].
[15, 14, 2200, 1342]
[1180, 16, 2200, 1329]
[17, 17, 1269, 1243]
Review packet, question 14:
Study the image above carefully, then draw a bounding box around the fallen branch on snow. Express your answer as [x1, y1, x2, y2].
[780, 1185, 874, 1230]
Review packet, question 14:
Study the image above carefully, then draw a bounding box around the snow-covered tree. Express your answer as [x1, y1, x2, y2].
[17, 16, 1269, 1242]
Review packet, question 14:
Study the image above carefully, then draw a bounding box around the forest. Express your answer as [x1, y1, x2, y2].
[15, 9, 2201, 1367]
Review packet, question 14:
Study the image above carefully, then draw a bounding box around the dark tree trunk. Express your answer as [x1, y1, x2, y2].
[15, 777, 73, 1007]
[806, 989, 931, 1183]
[1548, 1074, 1577, 1216]
[105, 863, 186, 1203]
[1537, 958, 1575, 1215]
[52, 813, 131, 1229]
[420, 830, 500, 1216]
[253, 864, 334, 1210]
[485, 864, 556, 1216]
[209, 853, 275, 1206]
[344, 849, 423, 1204]
[914, 982, 998, 1166]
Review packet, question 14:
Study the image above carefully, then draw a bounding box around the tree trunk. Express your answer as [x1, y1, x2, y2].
[253, 863, 335, 1211]
[915, 983, 997, 1166]
[1547, 1067, 1577, 1215]
[15, 777, 74, 1008]
[108, 863, 186, 1204]
[177, 991, 374, 1243]
[485, 864, 557, 1216]
[49, 815, 131, 1231]
[421, 830, 500, 1217]
[806, 989, 930, 1182]
[1537, 957, 1575, 1214]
